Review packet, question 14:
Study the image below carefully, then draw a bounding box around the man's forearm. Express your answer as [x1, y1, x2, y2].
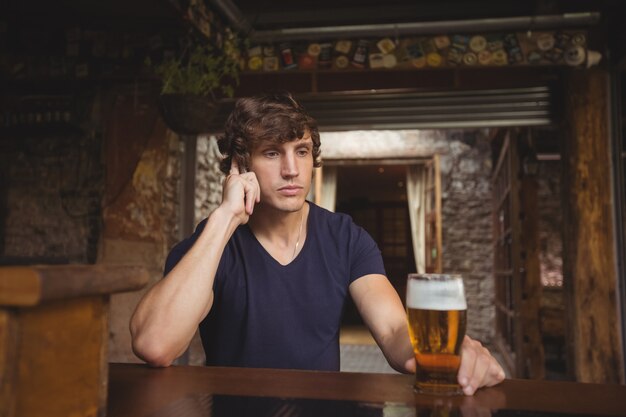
[129, 206, 239, 366]
[378, 323, 415, 374]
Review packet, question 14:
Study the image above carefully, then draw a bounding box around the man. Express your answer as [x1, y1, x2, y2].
[130, 92, 504, 395]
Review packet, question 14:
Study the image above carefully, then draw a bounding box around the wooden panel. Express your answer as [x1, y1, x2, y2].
[0, 268, 40, 306]
[0, 310, 18, 417]
[0, 296, 109, 417]
[562, 69, 624, 383]
[492, 133, 515, 374]
[238, 72, 314, 95]
[491, 131, 525, 377]
[508, 133, 524, 378]
[0, 265, 142, 417]
[107, 364, 626, 417]
[0, 265, 149, 306]
[236, 67, 560, 97]
[520, 175, 545, 379]
[424, 155, 442, 273]
[434, 154, 442, 273]
[314, 167, 322, 206]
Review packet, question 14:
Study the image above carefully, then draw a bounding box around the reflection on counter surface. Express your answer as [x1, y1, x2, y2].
[148, 394, 599, 417]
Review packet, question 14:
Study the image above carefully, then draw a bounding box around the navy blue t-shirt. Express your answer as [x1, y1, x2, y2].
[164, 202, 386, 371]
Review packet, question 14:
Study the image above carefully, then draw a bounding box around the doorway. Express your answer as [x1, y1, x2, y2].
[334, 164, 415, 326]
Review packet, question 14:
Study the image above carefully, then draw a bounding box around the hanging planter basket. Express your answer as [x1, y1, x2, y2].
[158, 94, 220, 136]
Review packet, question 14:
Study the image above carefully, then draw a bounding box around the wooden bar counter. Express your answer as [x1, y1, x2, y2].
[0, 265, 148, 417]
[108, 363, 626, 417]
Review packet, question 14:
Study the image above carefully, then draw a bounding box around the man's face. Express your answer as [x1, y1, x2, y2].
[248, 133, 314, 213]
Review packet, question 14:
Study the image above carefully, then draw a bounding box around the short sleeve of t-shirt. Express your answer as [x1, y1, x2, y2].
[346, 220, 385, 283]
[163, 219, 207, 275]
[311, 204, 385, 284]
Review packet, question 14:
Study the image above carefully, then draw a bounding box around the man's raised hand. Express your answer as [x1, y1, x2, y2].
[221, 158, 260, 224]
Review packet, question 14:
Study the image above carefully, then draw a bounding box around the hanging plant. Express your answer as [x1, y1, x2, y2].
[147, 30, 242, 135]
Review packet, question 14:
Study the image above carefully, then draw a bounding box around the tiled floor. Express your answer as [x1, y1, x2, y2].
[339, 326, 510, 377]
[339, 326, 398, 374]
[340, 344, 398, 374]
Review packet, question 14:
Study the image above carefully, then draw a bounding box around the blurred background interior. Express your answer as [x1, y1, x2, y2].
[1, 0, 626, 383]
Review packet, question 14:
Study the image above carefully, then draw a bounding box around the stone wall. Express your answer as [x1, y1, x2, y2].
[195, 135, 224, 224]
[186, 135, 224, 365]
[0, 104, 103, 264]
[99, 122, 181, 363]
[0, 86, 181, 363]
[97, 85, 182, 362]
[439, 130, 494, 341]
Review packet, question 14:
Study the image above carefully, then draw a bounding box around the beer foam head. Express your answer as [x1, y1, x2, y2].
[406, 274, 467, 311]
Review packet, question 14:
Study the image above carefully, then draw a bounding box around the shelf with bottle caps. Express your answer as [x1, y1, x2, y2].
[242, 30, 591, 72]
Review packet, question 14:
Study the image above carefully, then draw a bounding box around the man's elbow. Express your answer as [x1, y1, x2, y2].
[131, 331, 177, 367]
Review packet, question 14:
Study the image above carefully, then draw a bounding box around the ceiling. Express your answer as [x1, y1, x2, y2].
[5, 0, 621, 31]
[231, 0, 600, 31]
[4, 0, 625, 64]
[3, 0, 622, 80]
[220, 0, 625, 59]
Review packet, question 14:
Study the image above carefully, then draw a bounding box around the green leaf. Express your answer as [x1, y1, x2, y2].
[148, 30, 243, 98]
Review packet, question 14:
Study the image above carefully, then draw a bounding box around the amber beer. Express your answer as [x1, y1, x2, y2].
[406, 273, 467, 395]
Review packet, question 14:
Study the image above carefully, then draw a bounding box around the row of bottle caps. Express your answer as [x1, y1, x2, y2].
[242, 31, 589, 71]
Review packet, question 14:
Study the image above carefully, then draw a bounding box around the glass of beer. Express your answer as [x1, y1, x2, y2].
[406, 273, 467, 395]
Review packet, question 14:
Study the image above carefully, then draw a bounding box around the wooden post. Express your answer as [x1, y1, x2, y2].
[0, 265, 148, 417]
[314, 166, 323, 206]
[520, 173, 545, 379]
[562, 69, 624, 383]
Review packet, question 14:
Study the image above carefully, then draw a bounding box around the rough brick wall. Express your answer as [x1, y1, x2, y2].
[185, 135, 224, 365]
[0, 86, 184, 362]
[439, 131, 494, 341]
[0, 113, 103, 264]
[97, 86, 181, 362]
[195, 135, 224, 224]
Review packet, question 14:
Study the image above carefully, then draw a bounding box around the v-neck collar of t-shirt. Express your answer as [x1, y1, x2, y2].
[244, 206, 313, 268]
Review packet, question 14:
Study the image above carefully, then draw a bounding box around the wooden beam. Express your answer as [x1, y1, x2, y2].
[237, 67, 561, 96]
[314, 166, 322, 207]
[0, 265, 149, 307]
[520, 173, 545, 379]
[562, 69, 624, 383]
[508, 130, 525, 378]
[434, 154, 442, 273]
[0, 265, 148, 417]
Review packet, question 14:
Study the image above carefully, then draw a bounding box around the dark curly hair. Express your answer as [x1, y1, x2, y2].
[217, 92, 322, 174]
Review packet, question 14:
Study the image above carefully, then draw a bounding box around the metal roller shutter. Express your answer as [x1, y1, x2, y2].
[207, 86, 555, 132]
